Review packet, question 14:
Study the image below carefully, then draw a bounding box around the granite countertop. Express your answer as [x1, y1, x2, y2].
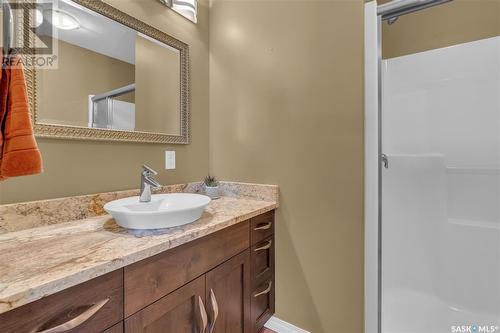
[0, 182, 278, 314]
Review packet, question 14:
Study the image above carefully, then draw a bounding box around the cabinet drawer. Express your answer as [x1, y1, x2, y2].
[0, 269, 123, 333]
[124, 220, 250, 316]
[250, 236, 274, 288]
[250, 278, 275, 333]
[250, 211, 274, 246]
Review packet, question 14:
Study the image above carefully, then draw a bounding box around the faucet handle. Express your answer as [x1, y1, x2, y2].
[142, 164, 158, 176]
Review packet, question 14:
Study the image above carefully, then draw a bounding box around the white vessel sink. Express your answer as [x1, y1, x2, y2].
[104, 193, 211, 230]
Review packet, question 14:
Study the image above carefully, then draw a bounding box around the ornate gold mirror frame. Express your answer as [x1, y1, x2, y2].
[25, 0, 190, 144]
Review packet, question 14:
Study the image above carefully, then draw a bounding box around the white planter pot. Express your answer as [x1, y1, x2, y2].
[204, 185, 220, 199]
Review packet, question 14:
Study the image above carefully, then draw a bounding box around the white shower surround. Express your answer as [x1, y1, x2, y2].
[381, 36, 500, 333]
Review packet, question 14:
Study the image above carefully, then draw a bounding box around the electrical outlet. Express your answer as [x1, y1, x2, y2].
[165, 151, 176, 170]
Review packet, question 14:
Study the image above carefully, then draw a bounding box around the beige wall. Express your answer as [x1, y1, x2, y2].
[209, 1, 364, 332]
[135, 35, 181, 134]
[381, 0, 500, 58]
[0, 0, 209, 204]
[37, 39, 135, 127]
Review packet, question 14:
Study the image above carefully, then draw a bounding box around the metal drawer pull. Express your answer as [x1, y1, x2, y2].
[34, 298, 109, 333]
[254, 222, 272, 231]
[195, 296, 208, 333]
[253, 281, 273, 298]
[254, 240, 272, 252]
[207, 289, 219, 333]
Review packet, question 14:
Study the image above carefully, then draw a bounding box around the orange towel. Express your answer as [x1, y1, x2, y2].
[0, 55, 43, 180]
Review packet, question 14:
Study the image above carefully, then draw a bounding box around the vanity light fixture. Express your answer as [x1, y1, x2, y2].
[33, 9, 44, 28]
[158, 0, 198, 24]
[44, 9, 80, 30]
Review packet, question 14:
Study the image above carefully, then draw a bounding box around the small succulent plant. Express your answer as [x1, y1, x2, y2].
[204, 175, 218, 187]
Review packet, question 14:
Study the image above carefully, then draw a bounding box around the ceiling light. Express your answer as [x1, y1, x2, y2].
[44, 9, 80, 30]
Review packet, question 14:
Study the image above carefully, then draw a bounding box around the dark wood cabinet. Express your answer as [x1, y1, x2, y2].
[0, 211, 275, 333]
[126, 249, 254, 333]
[125, 276, 206, 333]
[206, 250, 251, 333]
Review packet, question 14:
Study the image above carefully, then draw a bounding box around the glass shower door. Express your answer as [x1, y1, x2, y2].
[381, 36, 500, 333]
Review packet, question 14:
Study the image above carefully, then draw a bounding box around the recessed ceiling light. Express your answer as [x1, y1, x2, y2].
[44, 9, 80, 30]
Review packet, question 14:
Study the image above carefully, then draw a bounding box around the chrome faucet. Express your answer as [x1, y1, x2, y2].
[140, 165, 162, 202]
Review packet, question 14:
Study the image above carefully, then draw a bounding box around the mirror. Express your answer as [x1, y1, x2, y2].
[30, 0, 189, 144]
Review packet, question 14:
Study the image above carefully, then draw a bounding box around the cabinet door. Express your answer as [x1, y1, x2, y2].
[205, 250, 251, 333]
[125, 276, 208, 333]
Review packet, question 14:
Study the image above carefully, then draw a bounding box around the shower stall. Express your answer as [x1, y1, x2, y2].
[365, 1, 500, 332]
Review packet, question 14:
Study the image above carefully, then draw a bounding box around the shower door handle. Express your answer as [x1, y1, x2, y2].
[381, 154, 389, 169]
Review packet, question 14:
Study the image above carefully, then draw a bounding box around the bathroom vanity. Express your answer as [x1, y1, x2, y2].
[0, 183, 278, 333]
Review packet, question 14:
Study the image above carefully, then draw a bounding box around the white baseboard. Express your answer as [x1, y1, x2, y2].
[264, 316, 310, 333]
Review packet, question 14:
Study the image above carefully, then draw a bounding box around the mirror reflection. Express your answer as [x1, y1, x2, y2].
[35, 0, 182, 135]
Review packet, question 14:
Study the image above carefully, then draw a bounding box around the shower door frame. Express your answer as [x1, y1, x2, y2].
[364, 2, 381, 333]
